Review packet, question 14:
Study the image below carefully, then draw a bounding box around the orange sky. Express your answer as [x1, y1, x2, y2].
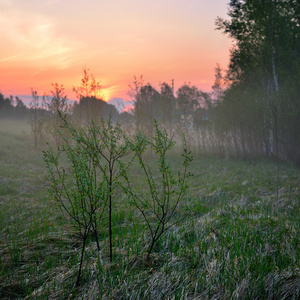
[0, 0, 232, 105]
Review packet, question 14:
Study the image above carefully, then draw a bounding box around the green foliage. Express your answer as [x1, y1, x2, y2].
[44, 137, 107, 240]
[2, 119, 300, 299]
[77, 117, 131, 260]
[43, 118, 109, 285]
[43, 114, 132, 284]
[215, 0, 300, 164]
[122, 120, 193, 258]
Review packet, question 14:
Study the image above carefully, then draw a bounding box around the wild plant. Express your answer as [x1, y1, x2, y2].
[122, 120, 193, 259]
[44, 115, 131, 286]
[43, 124, 108, 286]
[69, 117, 131, 262]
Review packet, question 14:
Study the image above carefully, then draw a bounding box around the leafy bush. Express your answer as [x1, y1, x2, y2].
[122, 120, 193, 259]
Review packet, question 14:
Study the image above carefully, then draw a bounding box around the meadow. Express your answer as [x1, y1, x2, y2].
[0, 119, 299, 299]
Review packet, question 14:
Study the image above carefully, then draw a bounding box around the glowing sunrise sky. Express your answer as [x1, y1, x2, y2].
[0, 0, 232, 105]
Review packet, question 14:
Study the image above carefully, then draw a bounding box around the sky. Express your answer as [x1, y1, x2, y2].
[0, 0, 232, 108]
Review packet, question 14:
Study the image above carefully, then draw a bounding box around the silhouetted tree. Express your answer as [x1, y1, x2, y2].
[0, 93, 14, 118]
[159, 82, 174, 130]
[176, 83, 200, 117]
[28, 89, 47, 150]
[46, 83, 69, 147]
[128, 75, 144, 131]
[14, 97, 27, 119]
[73, 68, 105, 123]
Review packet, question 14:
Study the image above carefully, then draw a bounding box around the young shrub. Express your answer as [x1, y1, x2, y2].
[44, 114, 131, 288]
[44, 132, 108, 286]
[122, 120, 193, 259]
[70, 117, 131, 262]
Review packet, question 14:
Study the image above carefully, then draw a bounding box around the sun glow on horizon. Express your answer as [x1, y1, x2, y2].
[0, 0, 231, 107]
[99, 88, 111, 102]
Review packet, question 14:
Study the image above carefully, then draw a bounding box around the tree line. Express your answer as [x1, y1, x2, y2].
[215, 0, 300, 166]
[128, 0, 300, 166]
[129, 0, 300, 166]
[0, 93, 27, 120]
[1, 0, 299, 166]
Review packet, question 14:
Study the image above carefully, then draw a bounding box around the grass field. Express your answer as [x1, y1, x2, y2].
[0, 119, 299, 299]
